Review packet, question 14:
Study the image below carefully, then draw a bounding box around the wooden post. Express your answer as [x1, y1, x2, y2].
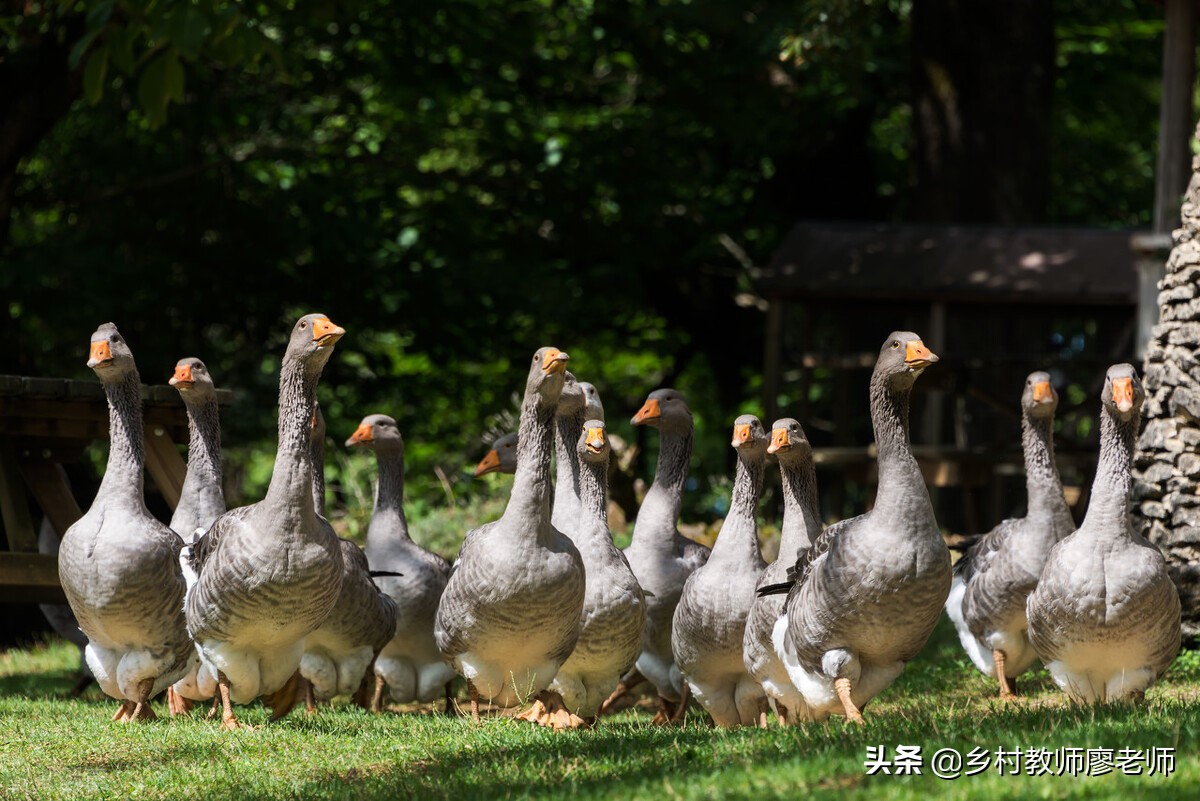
[763, 298, 783, 423]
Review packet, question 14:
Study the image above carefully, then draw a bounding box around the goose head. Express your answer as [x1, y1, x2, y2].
[731, 414, 769, 456]
[878, 331, 938, 387]
[580, 382, 605, 422]
[527, 346, 570, 407]
[87, 322, 136, 379]
[169, 357, 216, 401]
[557, 371, 586, 417]
[578, 419, 610, 464]
[632, 388, 692, 433]
[287, 313, 345, 373]
[767, 417, 812, 461]
[474, 432, 518, 476]
[346, 413, 405, 454]
[1103, 363, 1144, 423]
[1021, 370, 1057, 420]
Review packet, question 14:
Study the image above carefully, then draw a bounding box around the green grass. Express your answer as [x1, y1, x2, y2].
[2, 621, 1198, 800]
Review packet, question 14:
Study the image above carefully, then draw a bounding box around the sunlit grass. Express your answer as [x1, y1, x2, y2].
[2, 622, 1197, 800]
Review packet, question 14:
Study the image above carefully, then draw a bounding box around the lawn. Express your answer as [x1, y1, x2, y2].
[2, 619, 1197, 800]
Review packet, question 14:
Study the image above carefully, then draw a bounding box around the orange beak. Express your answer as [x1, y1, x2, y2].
[905, 340, 938, 370]
[767, 428, 790, 454]
[632, 398, 661, 426]
[1112, 377, 1134, 413]
[170, 364, 194, 387]
[731, 423, 752, 448]
[345, 422, 373, 446]
[1032, 381, 1052, 403]
[541, 348, 570, 374]
[585, 427, 606, 453]
[474, 449, 502, 477]
[87, 340, 113, 369]
[312, 317, 346, 345]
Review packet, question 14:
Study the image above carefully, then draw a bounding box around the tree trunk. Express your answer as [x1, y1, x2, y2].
[910, 0, 1055, 223]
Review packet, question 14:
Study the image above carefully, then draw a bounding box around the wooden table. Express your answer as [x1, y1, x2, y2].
[0, 375, 231, 603]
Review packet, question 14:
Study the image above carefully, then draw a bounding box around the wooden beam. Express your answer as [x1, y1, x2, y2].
[0, 552, 66, 603]
[0, 443, 38, 552]
[18, 459, 82, 538]
[143, 426, 185, 510]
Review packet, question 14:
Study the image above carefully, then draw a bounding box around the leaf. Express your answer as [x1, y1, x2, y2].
[108, 24, 136, 76]
[82, 44, 110, 106]
[167, 5, 212, 58]
[68, 28, 102, 70]
[85, 0, 114, 33]
[138, 50, 186, 127]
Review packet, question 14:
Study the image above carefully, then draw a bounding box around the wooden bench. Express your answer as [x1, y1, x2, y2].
[0, 375, 232, 603]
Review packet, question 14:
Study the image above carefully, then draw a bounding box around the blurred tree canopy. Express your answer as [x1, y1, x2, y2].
[0, 0, 1168, 520]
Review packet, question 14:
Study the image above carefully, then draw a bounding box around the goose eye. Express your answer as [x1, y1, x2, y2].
[300, 321, 308, 329]
[891, 340, 899, 349]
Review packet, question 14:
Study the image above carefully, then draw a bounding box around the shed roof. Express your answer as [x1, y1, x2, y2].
[758, 222, 1145, 305]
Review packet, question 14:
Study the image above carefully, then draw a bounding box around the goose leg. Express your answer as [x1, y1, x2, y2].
[444, 681, 455, 716]
[304, 678, 317, 714]
[217, 671, 243, 730]
[650, 697, 675, 726]
[598, 667, 644, 716]
[834, 677, 864, 724]
[167, 686, 193, 716]
[130, 678, 158, 722]
[993, 649, 1015, 700]
[668, 682, 690, 724]
[371, 675, 386, 714]
[206, 696, 220, 720]
[776, 703, 790, 727]
[111, 700, 135, 722]
[263, 669, 303, 721]
[468, 680, 481, 725]
[757, 696, 770, 729]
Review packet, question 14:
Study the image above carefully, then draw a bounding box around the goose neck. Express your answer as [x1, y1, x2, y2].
[552, 406, 585, 531]
[1082, 407, 1138, 537]
[506, 392, 556, 536]
[778, 455, 820, 560]
[575, 456, 610, 547]
[368, 447, 410, 544]
[264, 355, 321, 518]
[869, 371, 928, 518]
[96, 370, 146, 505]
[630, 426, 692, 549]
[711, 450, 765, 564]
[1022, 412, 1069, 521]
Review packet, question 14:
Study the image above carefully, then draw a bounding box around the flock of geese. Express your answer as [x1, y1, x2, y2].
[50, 315, 1183, 731]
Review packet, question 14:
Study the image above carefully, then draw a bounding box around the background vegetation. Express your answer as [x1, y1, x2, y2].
[0, 1, 1174, 557]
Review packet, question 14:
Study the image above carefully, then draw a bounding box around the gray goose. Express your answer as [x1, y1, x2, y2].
[346, 413, 456, 711]
[743, 418, 820, 725]
[165, 357, 227, 715]
[603, 389, 709, 723]
[671, 415, 769, 727]
[945, 371, 1074, 699]
[57, 323, 194, 722]
[1026, 364, 1181, 702]
[548, 419, 647, 720]
[434, 347, 586, 728]
[551, 373, 586, 535]
[185, 313, 347, 729]
[299, 404, 398, 710]
[474, 432, 518, 478]
[764, 332, 948, 723]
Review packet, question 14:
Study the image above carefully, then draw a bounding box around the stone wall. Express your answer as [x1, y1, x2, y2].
[1135, 128, 1200, 643]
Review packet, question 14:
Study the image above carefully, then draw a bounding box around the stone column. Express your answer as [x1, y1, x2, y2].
[1134, 123, 1200, 643]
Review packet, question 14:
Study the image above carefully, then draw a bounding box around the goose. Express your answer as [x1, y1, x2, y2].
[346, 413, 457, 712]
[548, 419, 647, 721]
[672, 415, 769, 727]
[551, 374, 586, 534]
[743, 418, 820, 725]
[185, 313, 347, 729]
[945, 371, 1074, 699]
[1026, 364, 1181, 703]
[579, 381, 604, 421]
[434, 347, 586, 728]
[602, 389, 709, 723]
[165, 357, 227, 716]
[763, 332, 948, 723]
[56, 322, 194, 721]
[299, 404, 399, 711]
[474, 433, 518, 477]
